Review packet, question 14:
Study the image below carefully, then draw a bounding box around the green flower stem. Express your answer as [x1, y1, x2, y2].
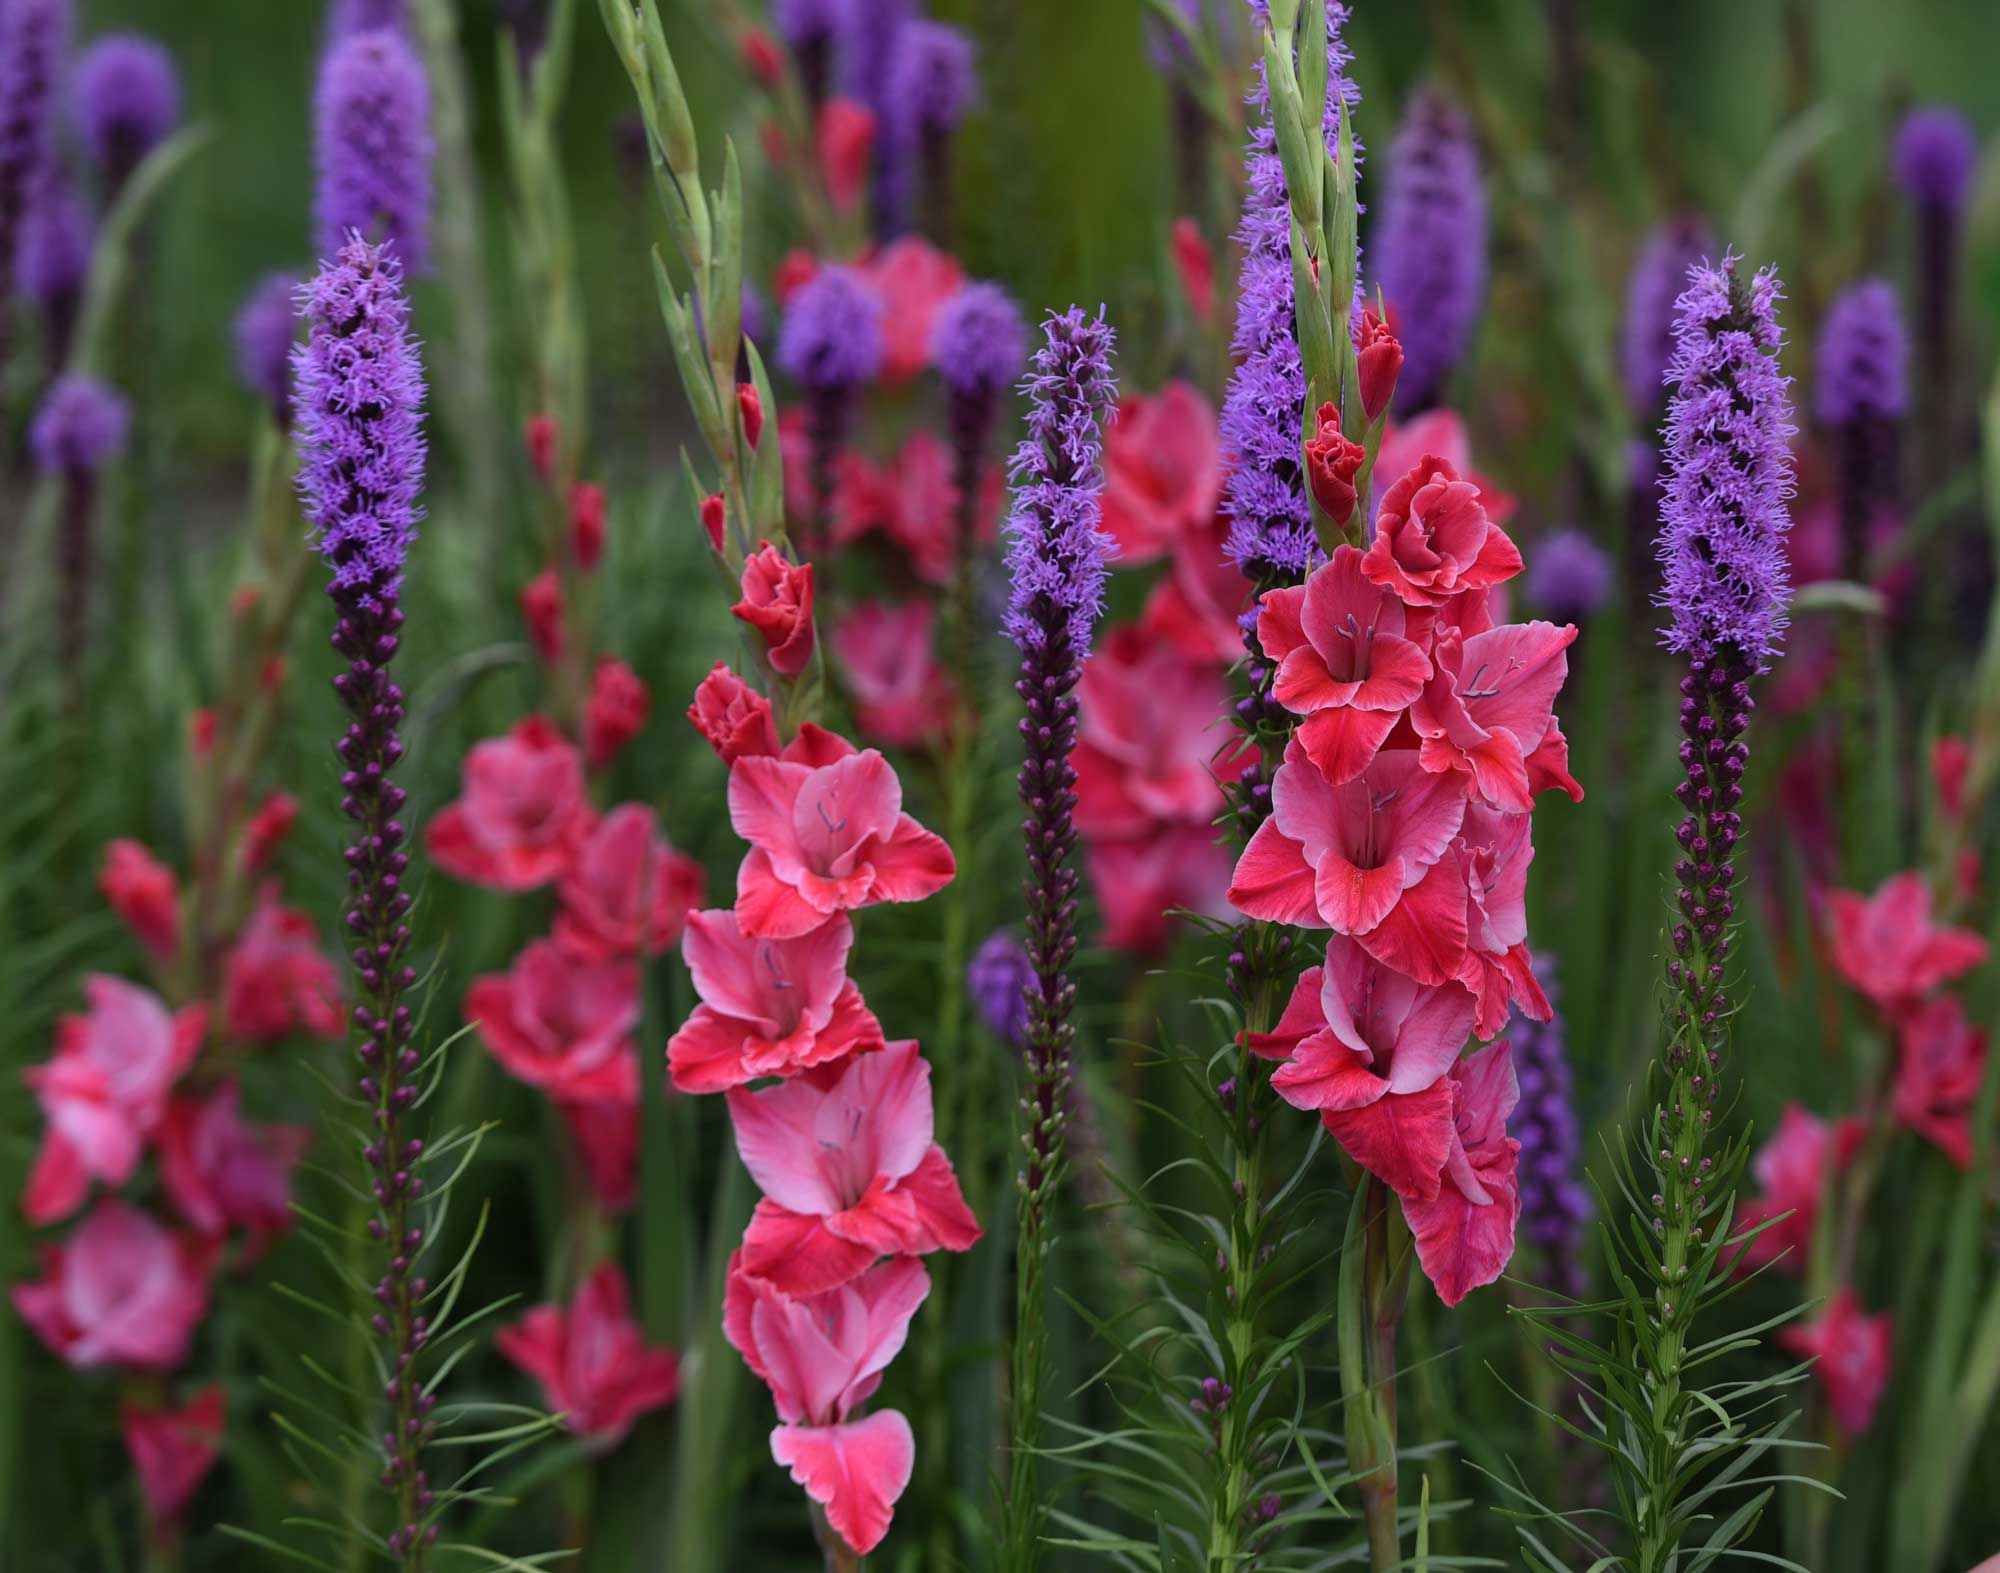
[1339, 1176, 1407, 1573]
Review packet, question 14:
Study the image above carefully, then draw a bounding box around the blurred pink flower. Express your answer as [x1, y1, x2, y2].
[729, 1041, 980, 1297]
[23, 978, 206, 1226]
[1734, 1103, 1862, 1275]
[1140, 514, 1248, 665]
[729, 746, 955, 939]
[158, 1084, 310, 1243]
[121, 1386, 225, 1527]
[1082, 824, 1235, 955]
[1779, 1288, 1893, 1438]
[426, 717, 594, 891]
[12, 1200, 213, 1370]
[466, 938, 641, 1103]
[689, 662, 782, 766]
[497, 1264, 680, 1451]
[583, 658, 650, 769]
[222, 887, 343, 1044]
[855, 236, 964, 382]
[1894, 994, 1987, 1167]
[1825, 872, 1987, 1011]
[1097, 381, 1220, 564]
[99, 840, 181, 962]
[555, 803, 705, 960]
[668, 910, 882, 1094]
[558, 1098, 639, 1214]
[831, 601, 960, 749]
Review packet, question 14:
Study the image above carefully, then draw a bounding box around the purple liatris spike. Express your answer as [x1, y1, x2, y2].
[235, 271, 305, 429]
[1373, 85, 1485, 415]
[1894, 106, 1977, 215]
[1507, 956, 1591, 1301]
[17, 174, 90, 362]
[779, 264, 884, 543]
[890, 20, 974, 240]
[968, 929, 1033, 1051]
[842, 0, 914, 233]
[293, 236, 436, 1560]
[1524, 528, 1612, 625]
[934, 281, 1027, 552]
[774, 0, 844, 107]
[1816, 278, 1908, 428]
[1655, 254, 1796, 671]
[1220, 0, 1361, 583]
[32, 372, 128, 679]
[313, 26, 433, 274]
[328, 0, 411, 38]
[0, 0, 71, 369]
[72, 35, 181, 191]
[1622, 213, 1712, 416]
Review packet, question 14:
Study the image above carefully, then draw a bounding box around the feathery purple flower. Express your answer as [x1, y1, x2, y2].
[968, 930, 1033, 1051]
[293, 236, 434, 1562]
[1004, 306, 1118, 657]
[778, 264, 885, 392]
[313, 26, 434, 275]
[1623, 213, 1713, 416]
[1525, 528, 1612, 624]
[17, 175, 90, 310]
[0, 0, 71, 370]
[1816, 278, 1908, 427]
[1508, 957, 1591, 1301]
[235, 271, 305, 429]
[1373, 86, 1485, 415]
[72, 35, 181, 190]
[30, 372, 129, 474]
[1220, 1, 1361, 582]
[936, 281, 1027, 559]
[841, 0, 914, 233]
[1654, 254, 1796, 670]
[1893, 106, 1978, 214]
[891, 21, 975, 137]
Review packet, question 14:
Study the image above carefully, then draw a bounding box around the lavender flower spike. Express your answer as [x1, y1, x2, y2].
[0, 0, 71, 375]
[1817, 278, 1908, 573]
[235, 271, 306, 430]
[890, 21, 975, 241]
[1374, 86, 1486, 416]
[1894, 106, 1978, 215]
[18, 176, 91, 364]
[1895, 106, 1978, 445]
[778, 264, 884, 549]
[32, 373, 129, 683]
[328, 0, 412, 39]
[968, 929, 1033, 1051]
[313, 26, 434, 274]
[1001, 302, 1117, 1562]
[1655, 254, 1796, 671]
[294, 237, 435, 1563]
[1220, 0, 1361, 583]
[1524, 527, 1612, 626]
[72, 35, 181, 193]
[1507, 956, 1591, 1301]
[934, 280, 1027, 557]
[1623, 213, 1713, 417]
[774, 0, 843, 108]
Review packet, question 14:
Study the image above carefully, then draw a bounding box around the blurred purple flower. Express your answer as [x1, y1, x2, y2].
[1374, 86, 1485, 415]
[17, 174, 90, 307]
[1525, 528, 1612, 624]
[72, 35, 181, 188]
[934, 281, 1027, 406]
[1816, 278, 1908, 427]
[1508, 956, 1591, 1301]
[312, 26, 433, 274]
[968, 930, 1033, 1050]
[0, 0, 71, 348]
[1622, 213, 1712, 416]
[1893, 106, 1977, 214]
[326, 0, 409, 37]
[890, 21, 975, 139]
[778, 265, 885, 393]
[234, 271, 305, 429]
[31, 372, 129, 473]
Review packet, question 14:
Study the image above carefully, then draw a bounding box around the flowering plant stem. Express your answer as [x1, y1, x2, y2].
[1339, 1174, 1408, 1572]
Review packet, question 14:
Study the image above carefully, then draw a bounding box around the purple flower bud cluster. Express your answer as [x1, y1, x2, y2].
[968, 929, 1033, 1050]
[235, 271, 305, 429]
[779, 265, 884, 540]
[1893, 106, 1978, 214]
[294, 236, 437, 1561]
[1622, 213, 1712, 416]
[30, 371, 128, 474]
[1524, 527, 1612, 625]
[313, 26, 433, 275]
[0, 0, 71, 366]
[1373, 86, 1485, 415]
[935, 280, 1027, 555]
[72, 34, 180, 191]
[1816, 278, 1908, 427]
[1219, 1, 1361, 583]
[1508, 956, 1591, 1301]
[1654, 255, 1796, 671]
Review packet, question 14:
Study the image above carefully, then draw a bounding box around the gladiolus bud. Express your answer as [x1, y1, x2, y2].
[100, 840, 182, 960]
[1172, 216, 1215, 324]
[817, 97, 875, 215]
[190, 710, 217, 756]
[1304, 401, 1365, 520]
[1356, 305, 1404, 424]
[688, 662, 780, 765]
[700, 493, 727, 553]
[774, 250, 819, 307]
[520, 571, 564, 665]
[569, 482, 606, 570]
[260, 656, 288, 692]
[584, 659, 651, 768]
[740, 27, 783, 88]
[732, 542, 816, 676]
[737, 384, 764, 450]
[524, 412, 557, 480]
[243, 792, 299, 871]
[1933, 735, 1972, 821]
[231, 583, 261, 621]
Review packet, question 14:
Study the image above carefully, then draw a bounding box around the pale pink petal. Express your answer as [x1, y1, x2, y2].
[770, 1411, 915, 1556]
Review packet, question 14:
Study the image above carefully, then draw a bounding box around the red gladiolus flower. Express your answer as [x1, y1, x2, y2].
[121, 1387, 225, 1529]
[668, 909, 884, 1093]
[1082, 824, 1236, 955]
[466, 938, 641, 1104]
[1734, 1103, 1862, 1275]
[558, 1097, 639, 1213]
[555, 803, 705, 960]
[569, 481, 607, 570]
[520, 569, 565, 664]
[1097, 381, 1221, 564]
[773, 250, 819, 307]
[1893, 993, 1987, 1166]
[1779, 1289, 1892, 1438]
[426, 717, 595, 891]
[1304, 401, 1366, 520]
[689, 662, 782, 766]
[221, 887, 344, 1044]
[1363, 454, 1524, 608]
[1356, 304, 1403, 423]
[728, 1041, 981, 1297]
[733, 542, 817, 677]
[1375, 410, 1515, 524]
[1140, 514, 1251, 664]
[1825, 871, 1987, 1011]
[583, 658, 651, 768]
[498, 1264, 681, 1451]
[1409, 619, 1578, 813]
[189, 709, 217, 756]
[100, 840, 181, 962]
[11, 1200, 213, 1370]
[817, 97, 876, 214]
[1172, 215, 1215, 322]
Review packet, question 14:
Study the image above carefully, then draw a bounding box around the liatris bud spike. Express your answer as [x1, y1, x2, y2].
[18, 175, 90, 365]
[0, 0, 70, 379]
[888, 20, 974, 243]
[1816, 278, 1908, 577]
[779, 266, 883, 553]
[313, 25, 434, 274]
[32, 374, 131, 686]
[73, 35, 181, 195]
[293, 236, 437, 1566]
[933, 281, 1027, 564]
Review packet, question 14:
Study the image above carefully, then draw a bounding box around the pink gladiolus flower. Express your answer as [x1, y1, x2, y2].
[729, 1040, 981, 1296]
[817, 98, 876, 215]
[554, 803, 706, 960]
[1734, 1103, 1861, 1275]
[733, 541, 818, 677]
[1409, 620, 1578, 812]
[497, 1263, 680, 1451]
[1779, 1289, 1893, 1438]
[1074, 626, 1254, 837]
[1140, 515, 1250, 665]
[158, 1083, 310, 1242]
[1373, 410, 1515, 525]
[121, 1386, 225, 1528]
[1446, 805, 1551, 1036]
[1893, 994, 1987, 1167]
[1228, 742, 1466, 939]
[1082, 824, 1237, 955]
[1933, 734, 1972, 820]
[1825, 871, 1988, 1011]
[1401, 1039, 1522, 1307]
[855, 237, 965, 383]
[558, 1098, 639, 1213]
[426, 717, 594, 891]
[100, 840, 181, 961]
[11, 1200, 213, 1370]
[583, 658, 650, 768]
[689, 662, 782, 766]
[1097, 381, 1221, 564]
[466, 939, 641, 1104]
[723, 1255, 929, 1555]
[831, 601, 961, 749]
[222, 887, 344, 1044]
[1363, 453, 1523, 608]
[729, 746, 955, 939]
[1255, 547, 1434, 785]
[241, 791, 299, 872]
[1251, 940, 1477, 1201]
[668, 909, 884, 1093]
[874, 430, 999, 585]
[23, 978, 207, 1226]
